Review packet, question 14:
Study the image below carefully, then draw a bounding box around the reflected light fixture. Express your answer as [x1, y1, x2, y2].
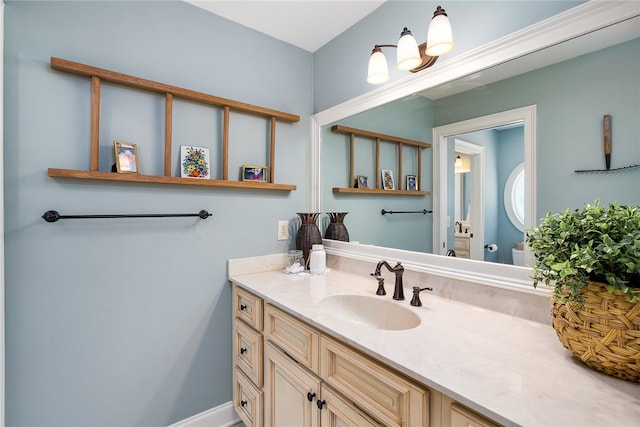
[455, 155, 471, 173]
[367, 5, 455, 84]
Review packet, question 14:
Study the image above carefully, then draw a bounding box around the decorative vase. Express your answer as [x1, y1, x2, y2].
[295, 213, 322, 266]
[324, 212, 350, 242]
[551, 281, 640, 382]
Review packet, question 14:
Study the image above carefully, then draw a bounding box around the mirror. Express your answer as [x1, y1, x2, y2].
[312, 3, 640, 290]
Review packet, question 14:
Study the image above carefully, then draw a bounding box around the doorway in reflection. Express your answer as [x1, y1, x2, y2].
[448, 123, 524, 264]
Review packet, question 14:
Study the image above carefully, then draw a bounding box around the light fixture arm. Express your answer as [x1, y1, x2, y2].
[369, 43, 438, 73]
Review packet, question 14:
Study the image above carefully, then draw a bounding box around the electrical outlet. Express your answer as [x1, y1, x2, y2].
[277, 221, 289, 241]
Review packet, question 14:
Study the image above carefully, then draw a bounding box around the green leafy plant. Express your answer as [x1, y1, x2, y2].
[526, 200, 640, 302]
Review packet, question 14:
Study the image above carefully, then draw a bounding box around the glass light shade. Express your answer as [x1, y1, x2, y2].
[426, 13, 454, 56]
[454, 155, 471, 174]
[396, 29, 421, 71]
[367, 49, 390, 84]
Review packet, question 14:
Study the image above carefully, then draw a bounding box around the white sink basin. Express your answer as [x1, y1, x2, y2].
[319, 294, 421, 331]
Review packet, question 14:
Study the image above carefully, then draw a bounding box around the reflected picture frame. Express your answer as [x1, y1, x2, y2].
[114, 141, 139, 174]
[242, 165, 267, 182]
[406, 175, 418, 190]
[381, 169, 394, 190]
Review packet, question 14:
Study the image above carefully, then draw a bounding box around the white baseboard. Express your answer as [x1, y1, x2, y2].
[168, 401, 240, 427]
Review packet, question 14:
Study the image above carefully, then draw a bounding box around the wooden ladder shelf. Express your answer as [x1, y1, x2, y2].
[48, 57, 300, 191]
[331, 125, 431, 196]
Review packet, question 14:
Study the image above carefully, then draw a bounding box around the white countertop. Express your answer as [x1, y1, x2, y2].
[229, 268, 640, 427]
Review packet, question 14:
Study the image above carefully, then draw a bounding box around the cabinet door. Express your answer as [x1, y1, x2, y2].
[319, 384, 383, 427]
[264, 343, 321, 427]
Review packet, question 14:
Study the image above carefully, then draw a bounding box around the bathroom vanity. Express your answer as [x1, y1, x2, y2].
[229, 254, 640, 427]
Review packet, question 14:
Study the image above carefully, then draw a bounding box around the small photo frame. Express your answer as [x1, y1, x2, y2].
[114, 141, 139, 174]
[242, 165, 267, 182]
[180, 146, 210, 179]
[356, 175, 368, 189]
[381, 169, 394, 190]
[406, 175, 418, 190]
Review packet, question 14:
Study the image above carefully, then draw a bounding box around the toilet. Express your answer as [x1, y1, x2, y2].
[512, 248, 524, 266]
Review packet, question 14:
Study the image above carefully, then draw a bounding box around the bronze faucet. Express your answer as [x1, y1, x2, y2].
[371, 261, 405, 300]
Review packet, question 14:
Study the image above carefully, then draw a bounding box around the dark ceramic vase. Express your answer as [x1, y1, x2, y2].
[324, 212, 350, 242]
[295, 213, 322, 265]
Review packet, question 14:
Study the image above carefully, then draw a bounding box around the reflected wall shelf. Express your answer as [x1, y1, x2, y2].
[331, 125, 431, 195]
[332, 188, 429, 196]
[48, 57, 299, 192]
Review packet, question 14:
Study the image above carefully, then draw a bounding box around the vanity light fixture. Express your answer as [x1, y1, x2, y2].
[367, 5, 454, 84]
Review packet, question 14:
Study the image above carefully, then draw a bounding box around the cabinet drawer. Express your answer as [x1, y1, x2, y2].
[320, 336, 428, 427]
[233, 318, 264, 387]
[234, 366, 263, 427]
[265, 304, 319, 372]
[454, 236, 470, 250]
[451, 403, 500, 427]
[233, 284, 263, 331]
[456, 250, 470, 259]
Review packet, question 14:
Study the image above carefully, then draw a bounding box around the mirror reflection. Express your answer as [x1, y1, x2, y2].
[321, 30, 639, 267]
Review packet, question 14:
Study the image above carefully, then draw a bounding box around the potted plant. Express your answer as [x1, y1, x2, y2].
[526, 200, 640, 382]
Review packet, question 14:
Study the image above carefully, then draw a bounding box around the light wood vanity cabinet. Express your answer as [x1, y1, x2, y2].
[231, 283, 501, 427]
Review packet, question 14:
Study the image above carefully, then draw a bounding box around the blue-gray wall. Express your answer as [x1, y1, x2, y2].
[496, 127, 525, 264]
[4, 1, 311, 425]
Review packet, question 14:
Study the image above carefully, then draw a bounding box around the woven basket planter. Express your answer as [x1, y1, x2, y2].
[551, 281, 640, 382]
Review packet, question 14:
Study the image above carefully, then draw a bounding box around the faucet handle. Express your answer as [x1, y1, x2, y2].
[370, 273, 386, 296]
[410, 286, 433, 307]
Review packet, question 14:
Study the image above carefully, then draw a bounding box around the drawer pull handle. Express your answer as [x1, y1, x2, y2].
[307, 392, 316, 402]
[317, 399, 326, 410]
[240, 400, 247, 407]
[240, 304, 247, 311]
[240, 347, 247, 354]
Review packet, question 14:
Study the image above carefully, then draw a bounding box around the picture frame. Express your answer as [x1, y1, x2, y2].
[180, 146, 210, 179]
[406, 175, 418, 190]
[114, 141, 139, 174]
[381, 169, 394, 190]
[242, 165, 267, 182]
[356, 175, 368, 189]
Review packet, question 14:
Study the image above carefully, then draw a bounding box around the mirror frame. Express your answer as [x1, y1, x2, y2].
[310, 2, 640, 293]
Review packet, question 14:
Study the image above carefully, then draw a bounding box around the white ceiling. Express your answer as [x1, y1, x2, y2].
[184, 0, 386, 52]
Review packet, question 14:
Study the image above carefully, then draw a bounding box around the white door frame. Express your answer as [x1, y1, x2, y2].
[433, 105, 537, 265]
